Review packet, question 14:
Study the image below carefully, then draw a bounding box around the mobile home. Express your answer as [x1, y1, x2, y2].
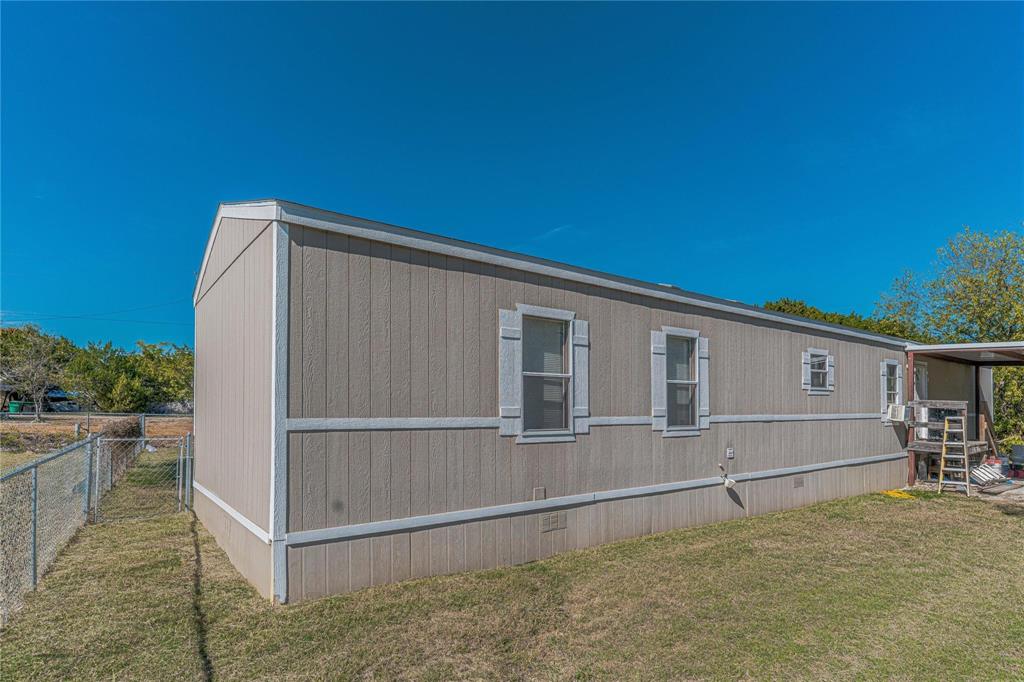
[192, 200, 1013, 603]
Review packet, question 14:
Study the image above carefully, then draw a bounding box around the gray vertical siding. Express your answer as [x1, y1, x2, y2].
[282, 225, 907, 600]
[194, 218, 274, 596]
[921, 357, 977, 438]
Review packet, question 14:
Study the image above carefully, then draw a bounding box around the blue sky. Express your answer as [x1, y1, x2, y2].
[2, 2, 1021, 348]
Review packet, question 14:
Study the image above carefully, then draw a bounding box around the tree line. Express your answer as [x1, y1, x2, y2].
[0, 328, 193, 418]
[765, 227, 1023, 447]
[1, 227, 1020, 445]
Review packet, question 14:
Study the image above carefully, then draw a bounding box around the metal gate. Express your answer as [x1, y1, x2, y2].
[92, 435, 193, 522]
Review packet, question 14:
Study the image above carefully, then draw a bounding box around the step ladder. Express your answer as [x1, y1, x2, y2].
[938, 416, 970, 496]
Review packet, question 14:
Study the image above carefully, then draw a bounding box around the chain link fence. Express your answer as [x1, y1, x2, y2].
[0, 426, 193, 623]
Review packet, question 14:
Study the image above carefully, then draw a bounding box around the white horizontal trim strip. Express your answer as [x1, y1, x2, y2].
[710, 413, 880, 423]
[275, 201, 907, 348]
[193, 481, 272, 545]
[591, 416, 653, 426]
[286, 417, 501, 432]
[285, 451, 907, 546]
[906, 341, 1024, 352]
[286, 413, 883, 431]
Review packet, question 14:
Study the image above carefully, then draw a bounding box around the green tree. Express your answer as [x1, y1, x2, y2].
[879, 227, 1024, 444]
[63, 340, 194, 413]
[762, 298, 929, 342]
[765, 228, 1024, 445]
[134, 342, 194, 411]
[0, 325, 75, 420]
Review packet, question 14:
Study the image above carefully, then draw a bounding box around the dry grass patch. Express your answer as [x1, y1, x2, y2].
[2, 491, 1022, 681]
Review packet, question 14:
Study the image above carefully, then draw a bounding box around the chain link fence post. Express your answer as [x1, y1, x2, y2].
[184, 433, 193, 510]
[177, 437, 184, 512]
[30, 467, 38, 588]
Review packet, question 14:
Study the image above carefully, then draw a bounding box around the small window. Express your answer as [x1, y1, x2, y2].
[809, 352, 828, 390]
[802, 347, 834, 395]
[880, 359, 904, 422]
[651, 326, 709, 436]
[885, 362, 899, 406]
[522, 316, 570, 432]
[666, 336, 697, 428]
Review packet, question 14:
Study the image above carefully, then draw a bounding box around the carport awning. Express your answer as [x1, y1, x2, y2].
[905, 341, 1024, 366]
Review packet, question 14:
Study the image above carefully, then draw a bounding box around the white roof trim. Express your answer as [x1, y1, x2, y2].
[197, 199, 909, 347]
[905, 342, 1024, 352]
[192, 200, 280, 305]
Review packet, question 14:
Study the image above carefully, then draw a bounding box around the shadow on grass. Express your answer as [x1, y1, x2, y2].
[189, 513, 214, 681]
[994, 502, 1024, 518]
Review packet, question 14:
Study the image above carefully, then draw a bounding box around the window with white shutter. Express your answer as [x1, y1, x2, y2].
[802, 347, 835, 396]
[498, 304, 588, 443]
[880, 359, 903, 423]
[651, 326, 709, 437]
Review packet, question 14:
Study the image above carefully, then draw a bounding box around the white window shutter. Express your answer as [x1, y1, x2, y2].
[879, 360, 888, 416]
[801, 352, 811, 390]
[827, 354, 836, 391]
[650, 330, 667, 431]
[698, 335, 710, 429]
[498, 308, 523, 436]
[571, 319, 590, 434]
[896, 361, 904, 405]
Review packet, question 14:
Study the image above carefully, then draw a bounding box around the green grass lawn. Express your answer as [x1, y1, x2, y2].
[2, 492, 1022, 681]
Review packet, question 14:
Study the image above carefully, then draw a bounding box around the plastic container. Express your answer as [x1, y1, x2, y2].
[8, 400, 23, 413]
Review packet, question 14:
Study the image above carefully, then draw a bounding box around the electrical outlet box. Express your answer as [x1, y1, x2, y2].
[532, 487, 546, 501]
[725, 447, 735, 460]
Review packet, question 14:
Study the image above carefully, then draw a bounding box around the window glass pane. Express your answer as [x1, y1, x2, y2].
[885, 363, 899, 404]
[666, 336, 695, 382]
[523, 317, 567, 374]
[667, 383, 696, 428]
[809, 353, 828, 389]
[523, 376, 569, 431]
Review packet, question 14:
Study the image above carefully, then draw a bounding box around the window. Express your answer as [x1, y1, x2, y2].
[801, 347, 835, 395]
[880, 359, 903, 422]
[810, 352, 828, 390]
[666, 336, 697, 428]
[885, 363, 899, 406]
[651, 326, 710, 436]
[498, 304, 589, 442]
[522, 316, 570, 432]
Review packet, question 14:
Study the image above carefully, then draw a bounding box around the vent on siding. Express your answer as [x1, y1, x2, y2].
[793, 476, 805, 489]
[539, 511, 566, 533]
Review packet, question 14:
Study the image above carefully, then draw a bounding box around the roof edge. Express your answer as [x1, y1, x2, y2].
[194, 199, 910, 348]
[246, 199, 908, 349]
[192, 201, 280, 305]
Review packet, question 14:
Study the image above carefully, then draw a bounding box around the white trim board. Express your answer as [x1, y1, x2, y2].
[207, 200, 907, 348]
[287, 417, 500, 432]
[193, 481, 272, 545]
[710, 413, 880, 423]
[285, 451, 907, 546]
[192, 200, 280, 305]
[270, 220, 290, 603]
[285, 412, 885, 432]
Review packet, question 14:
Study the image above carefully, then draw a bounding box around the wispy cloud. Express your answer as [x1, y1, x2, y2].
[509, 223, 578, 252]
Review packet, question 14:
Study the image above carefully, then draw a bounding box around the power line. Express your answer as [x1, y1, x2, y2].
[0, 297, 191, 323]
[1, 316, 193, 327]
